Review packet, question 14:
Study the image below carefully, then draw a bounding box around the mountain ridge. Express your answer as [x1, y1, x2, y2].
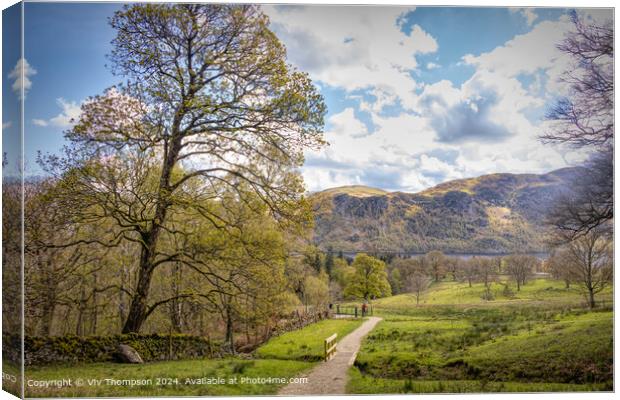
[310, 167, 579, 254]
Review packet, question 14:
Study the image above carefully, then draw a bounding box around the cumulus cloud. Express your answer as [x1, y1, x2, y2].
[462, 16, 574, 94]
[264, 5, 437, 111]
[418, 68, 544, 144]
[268, 7, 605, 193]
[33, 98, 82, 129]
[302, 107, 447, 192]
[302, 69, 585, 193]
[426, 90, 511, 144]
[8, 58, 36, 99]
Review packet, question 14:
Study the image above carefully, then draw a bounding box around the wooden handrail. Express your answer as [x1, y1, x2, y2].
[324, 333, 337, 361]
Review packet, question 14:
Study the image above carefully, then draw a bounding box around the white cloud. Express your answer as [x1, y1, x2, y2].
[302, 107, 445, 192]
[510, 8, 539, 27]
[264, 5, 437, 111]
[8, 58, 36, 100]
[522, 9, 538, 26]
[33, 98, 82, 129]
[283, 8, 608, 192]
[462, 16, 574, 94]
[302, 63, 587, 193]
[2, 121, 12, 130]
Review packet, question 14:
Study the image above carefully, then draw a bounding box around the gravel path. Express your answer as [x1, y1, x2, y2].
[278, 316, 382, 396]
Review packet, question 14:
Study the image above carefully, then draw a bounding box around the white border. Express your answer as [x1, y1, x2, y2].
[0, 2, 616, 400]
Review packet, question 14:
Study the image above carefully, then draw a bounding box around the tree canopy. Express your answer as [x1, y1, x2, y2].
[40, 3, 326, 333]
[344, 253, 391, 301]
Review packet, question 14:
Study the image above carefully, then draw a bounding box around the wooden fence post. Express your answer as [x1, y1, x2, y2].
[324, 333, 338, 361]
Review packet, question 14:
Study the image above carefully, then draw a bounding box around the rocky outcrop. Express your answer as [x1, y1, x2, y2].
[311, 168, 579, 253]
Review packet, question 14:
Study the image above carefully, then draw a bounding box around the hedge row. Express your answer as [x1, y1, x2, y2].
[2, 333, 224, 366]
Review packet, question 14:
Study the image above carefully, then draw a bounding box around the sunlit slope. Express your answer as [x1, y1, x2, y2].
[311, 168, 580, 253]
[348, 278, 613, 393]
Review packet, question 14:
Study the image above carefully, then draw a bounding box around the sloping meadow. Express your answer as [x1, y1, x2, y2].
[349, 279, 613, 393]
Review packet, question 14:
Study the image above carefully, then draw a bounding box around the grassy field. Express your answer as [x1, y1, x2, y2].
[5, 279, 614, 396]
[377, 278, 613, 308]
[348, 278, 613, 394]
[16, 318, 361, 397]
[256, 318, 363, 361]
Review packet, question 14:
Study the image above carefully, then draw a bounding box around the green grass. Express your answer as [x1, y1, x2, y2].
[374, 279, 613, 309]
[349, 278, 613, 393]
[23, 358, 311, 397]
[256, 318, 363, 361]
[347, 367, 610, 393]
[17, 317, 365, 397]
[463, 310, 613, 384]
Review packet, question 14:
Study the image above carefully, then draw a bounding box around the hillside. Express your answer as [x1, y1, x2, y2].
[311, 168, 579, 253]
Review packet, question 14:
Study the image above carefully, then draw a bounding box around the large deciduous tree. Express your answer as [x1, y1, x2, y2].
[504, 254, 538, 291]
[425, 250, 445, 283]
[344, 254, 391, 301]
[542, 12, 613, 242]
[470, 257, 497, 300]
[557, 228, 612, 308]
[405, 268, 432, 306]
[546, 249, 573, 288]
[43, 4, 325, 333]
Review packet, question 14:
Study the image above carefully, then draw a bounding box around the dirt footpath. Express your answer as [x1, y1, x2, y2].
[278, 316, 382, 395]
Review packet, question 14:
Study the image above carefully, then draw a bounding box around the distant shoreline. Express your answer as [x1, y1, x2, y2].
[323, 250, 550, 260]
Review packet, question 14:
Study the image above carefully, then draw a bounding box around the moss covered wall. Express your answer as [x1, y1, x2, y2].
[3, 333, 224, 366]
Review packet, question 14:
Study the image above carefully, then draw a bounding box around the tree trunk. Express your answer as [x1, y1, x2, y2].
[91, 271, 99, 335]
[170, 262, 182, 332]
[76, 275, 87, 335]
[225, 304, 235, 354]
[588, 289, 596, 309]
[40, 300, 56, 336]
[121, 129, 183, 333]
[122, 247, 156, 333]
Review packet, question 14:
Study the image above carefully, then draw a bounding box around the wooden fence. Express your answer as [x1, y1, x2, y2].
[334, 304, 373, 317]
[324, 333, 337, 361]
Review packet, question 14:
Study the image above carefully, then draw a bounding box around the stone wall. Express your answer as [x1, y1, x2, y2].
[269, 309, 330, 337]
[3, 333, 224, 366]
[2, 310, 332, 366]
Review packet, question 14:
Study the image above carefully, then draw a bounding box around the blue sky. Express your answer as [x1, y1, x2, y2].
[2, 3, 613, 191]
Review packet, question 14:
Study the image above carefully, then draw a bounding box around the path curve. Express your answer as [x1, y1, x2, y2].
[278, 316, 382, 396]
